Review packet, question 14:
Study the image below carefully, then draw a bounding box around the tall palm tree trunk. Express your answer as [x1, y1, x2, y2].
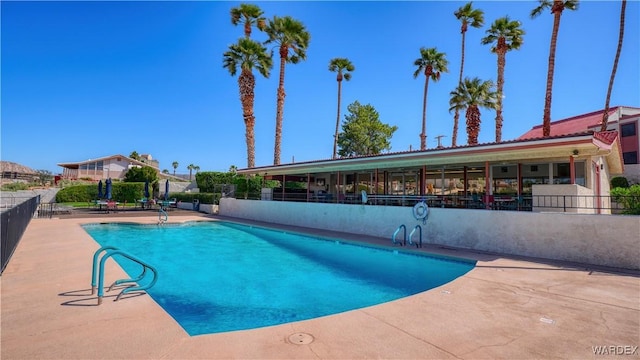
[239, 69, 256, 168]
[495, 43, 506, 143]
[420, 72, 430, 150]
[332, 76, 343, 159]
[466, 106, 481, 145]
[602, 0, 626, 131]
[542, 2, 564, 137]
[273, 46, 288, 165]
[453, 28, 467, 147]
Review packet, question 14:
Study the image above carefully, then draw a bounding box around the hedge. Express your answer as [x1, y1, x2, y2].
[56, 183, 145, 203]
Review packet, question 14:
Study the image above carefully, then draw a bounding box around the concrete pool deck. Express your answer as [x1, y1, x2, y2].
[2, 214, 639, 359]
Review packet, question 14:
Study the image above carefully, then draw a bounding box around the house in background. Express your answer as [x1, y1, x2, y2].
[519, 106, 640, 183]
[57, 154, 174, 181]
[0, 161, 38, 185]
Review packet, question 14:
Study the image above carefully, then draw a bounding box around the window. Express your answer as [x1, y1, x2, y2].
[623, 151, 638, 165]
[621, 123, 636, 137]
[552, 162, 585, 186]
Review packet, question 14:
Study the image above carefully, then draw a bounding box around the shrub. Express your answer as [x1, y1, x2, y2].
[56, 183, 146, 203]
[611, 176, 630, 189]
[124, 166, 158, 183]
[1, 182, 31, 191]
[611, 185, 640, 215]
[196, 171, 236, 192]
[173, 193, 216, 205]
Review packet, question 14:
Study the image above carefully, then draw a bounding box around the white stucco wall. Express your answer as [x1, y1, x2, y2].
[532, 184, 601, 214]
[219, 198, 640, 270]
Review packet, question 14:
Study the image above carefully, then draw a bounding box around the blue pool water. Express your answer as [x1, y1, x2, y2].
[82, 221, 475, 336]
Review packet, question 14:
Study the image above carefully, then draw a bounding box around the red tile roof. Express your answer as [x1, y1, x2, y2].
[519, 107, 620, 139]
[593, 130, 619, 145]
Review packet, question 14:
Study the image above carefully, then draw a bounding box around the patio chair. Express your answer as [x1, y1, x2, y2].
[470, 193, 484, 209]
[106, 200, 117, 213]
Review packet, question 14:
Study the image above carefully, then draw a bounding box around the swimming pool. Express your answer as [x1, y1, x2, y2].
[82, 221, 475, 336]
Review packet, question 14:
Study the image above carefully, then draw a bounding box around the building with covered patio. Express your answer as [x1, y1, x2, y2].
[238, 130, 623, 215]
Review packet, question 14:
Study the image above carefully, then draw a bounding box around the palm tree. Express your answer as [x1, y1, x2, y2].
[172, 161, 179, 176]
[449, 77, 498, 146]
[265, 16, 311, 165]
[452, 2, 484, 147]
[602, 0, 626, 131]
[413, 47, 448, 150]
[329, 58, 355, 159]
[224, 38, 272, 168]
[194, 165, 200, 174]
[481, 17, 525, 143]
[531, 0, 579, 137]
[187, 164, 195, 181]
[230, 3, 266, 38]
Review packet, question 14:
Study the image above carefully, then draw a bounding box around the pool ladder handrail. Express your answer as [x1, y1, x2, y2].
[392, 224, 406, 246]
[408, 224, 423, 248]
[158, 208, 168, 225]
[91, 246, 158, 305]
[392, 224, 423, 248]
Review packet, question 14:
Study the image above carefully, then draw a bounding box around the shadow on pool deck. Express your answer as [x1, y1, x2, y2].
[2, 214, 639, 359]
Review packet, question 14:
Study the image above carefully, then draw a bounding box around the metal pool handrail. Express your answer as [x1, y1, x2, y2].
[91, 246, 158, 305]
[408, 225, 423, 248]
[158, 208, 168, 225]
[392, 224, 406, 246]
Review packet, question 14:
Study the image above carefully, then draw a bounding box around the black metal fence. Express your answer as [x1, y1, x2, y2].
[1, 195, 40, 274]
[239, 191, 634, 214]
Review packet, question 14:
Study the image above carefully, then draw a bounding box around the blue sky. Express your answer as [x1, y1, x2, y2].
[2, 1, 638, 174]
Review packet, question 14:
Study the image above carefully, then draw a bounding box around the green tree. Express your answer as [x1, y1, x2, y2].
[229, 165, 238, 174]
[452, 2, 484, 147]
[265, 16, 311, 165]
[129, 151, 141, 161]
[230, 3, 266, 38]
[36, 169, 53, 186]
[449, 77, 498, 146]
[337, 101, 398, 157]
[329, 57, 355, 159]
[123, 166, 158, 183]
[413, 47, 448, 150]
[481, 16, 525, 143]
[602, 0, 626, 131]
[172, 161, 179, 175]
[531, 0, 579, 137]
[224, 38, 272, 168]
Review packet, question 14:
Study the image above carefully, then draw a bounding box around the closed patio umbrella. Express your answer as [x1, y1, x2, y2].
[144, 180, 150, 199]
[105, 178, 112, 200]
[164, 179, 169, 201]
[97, 180, 103, 199]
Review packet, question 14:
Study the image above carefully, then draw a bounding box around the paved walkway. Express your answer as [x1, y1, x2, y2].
[2, 214, 639, 359]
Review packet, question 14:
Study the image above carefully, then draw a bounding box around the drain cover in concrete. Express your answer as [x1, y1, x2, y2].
[288, 332, 314, 345]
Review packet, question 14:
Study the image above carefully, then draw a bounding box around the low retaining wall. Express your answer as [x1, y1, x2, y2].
[219, 198, 640, 270]
[176, 202, 218, 214]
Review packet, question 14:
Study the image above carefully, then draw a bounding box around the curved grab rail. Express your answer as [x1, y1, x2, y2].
[392, 224, 406, 246]
[408, 225, 422, 248]
[96, 249, 158, 305]
[158, 208, 168, 224]
[91, 246, 119, 295]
